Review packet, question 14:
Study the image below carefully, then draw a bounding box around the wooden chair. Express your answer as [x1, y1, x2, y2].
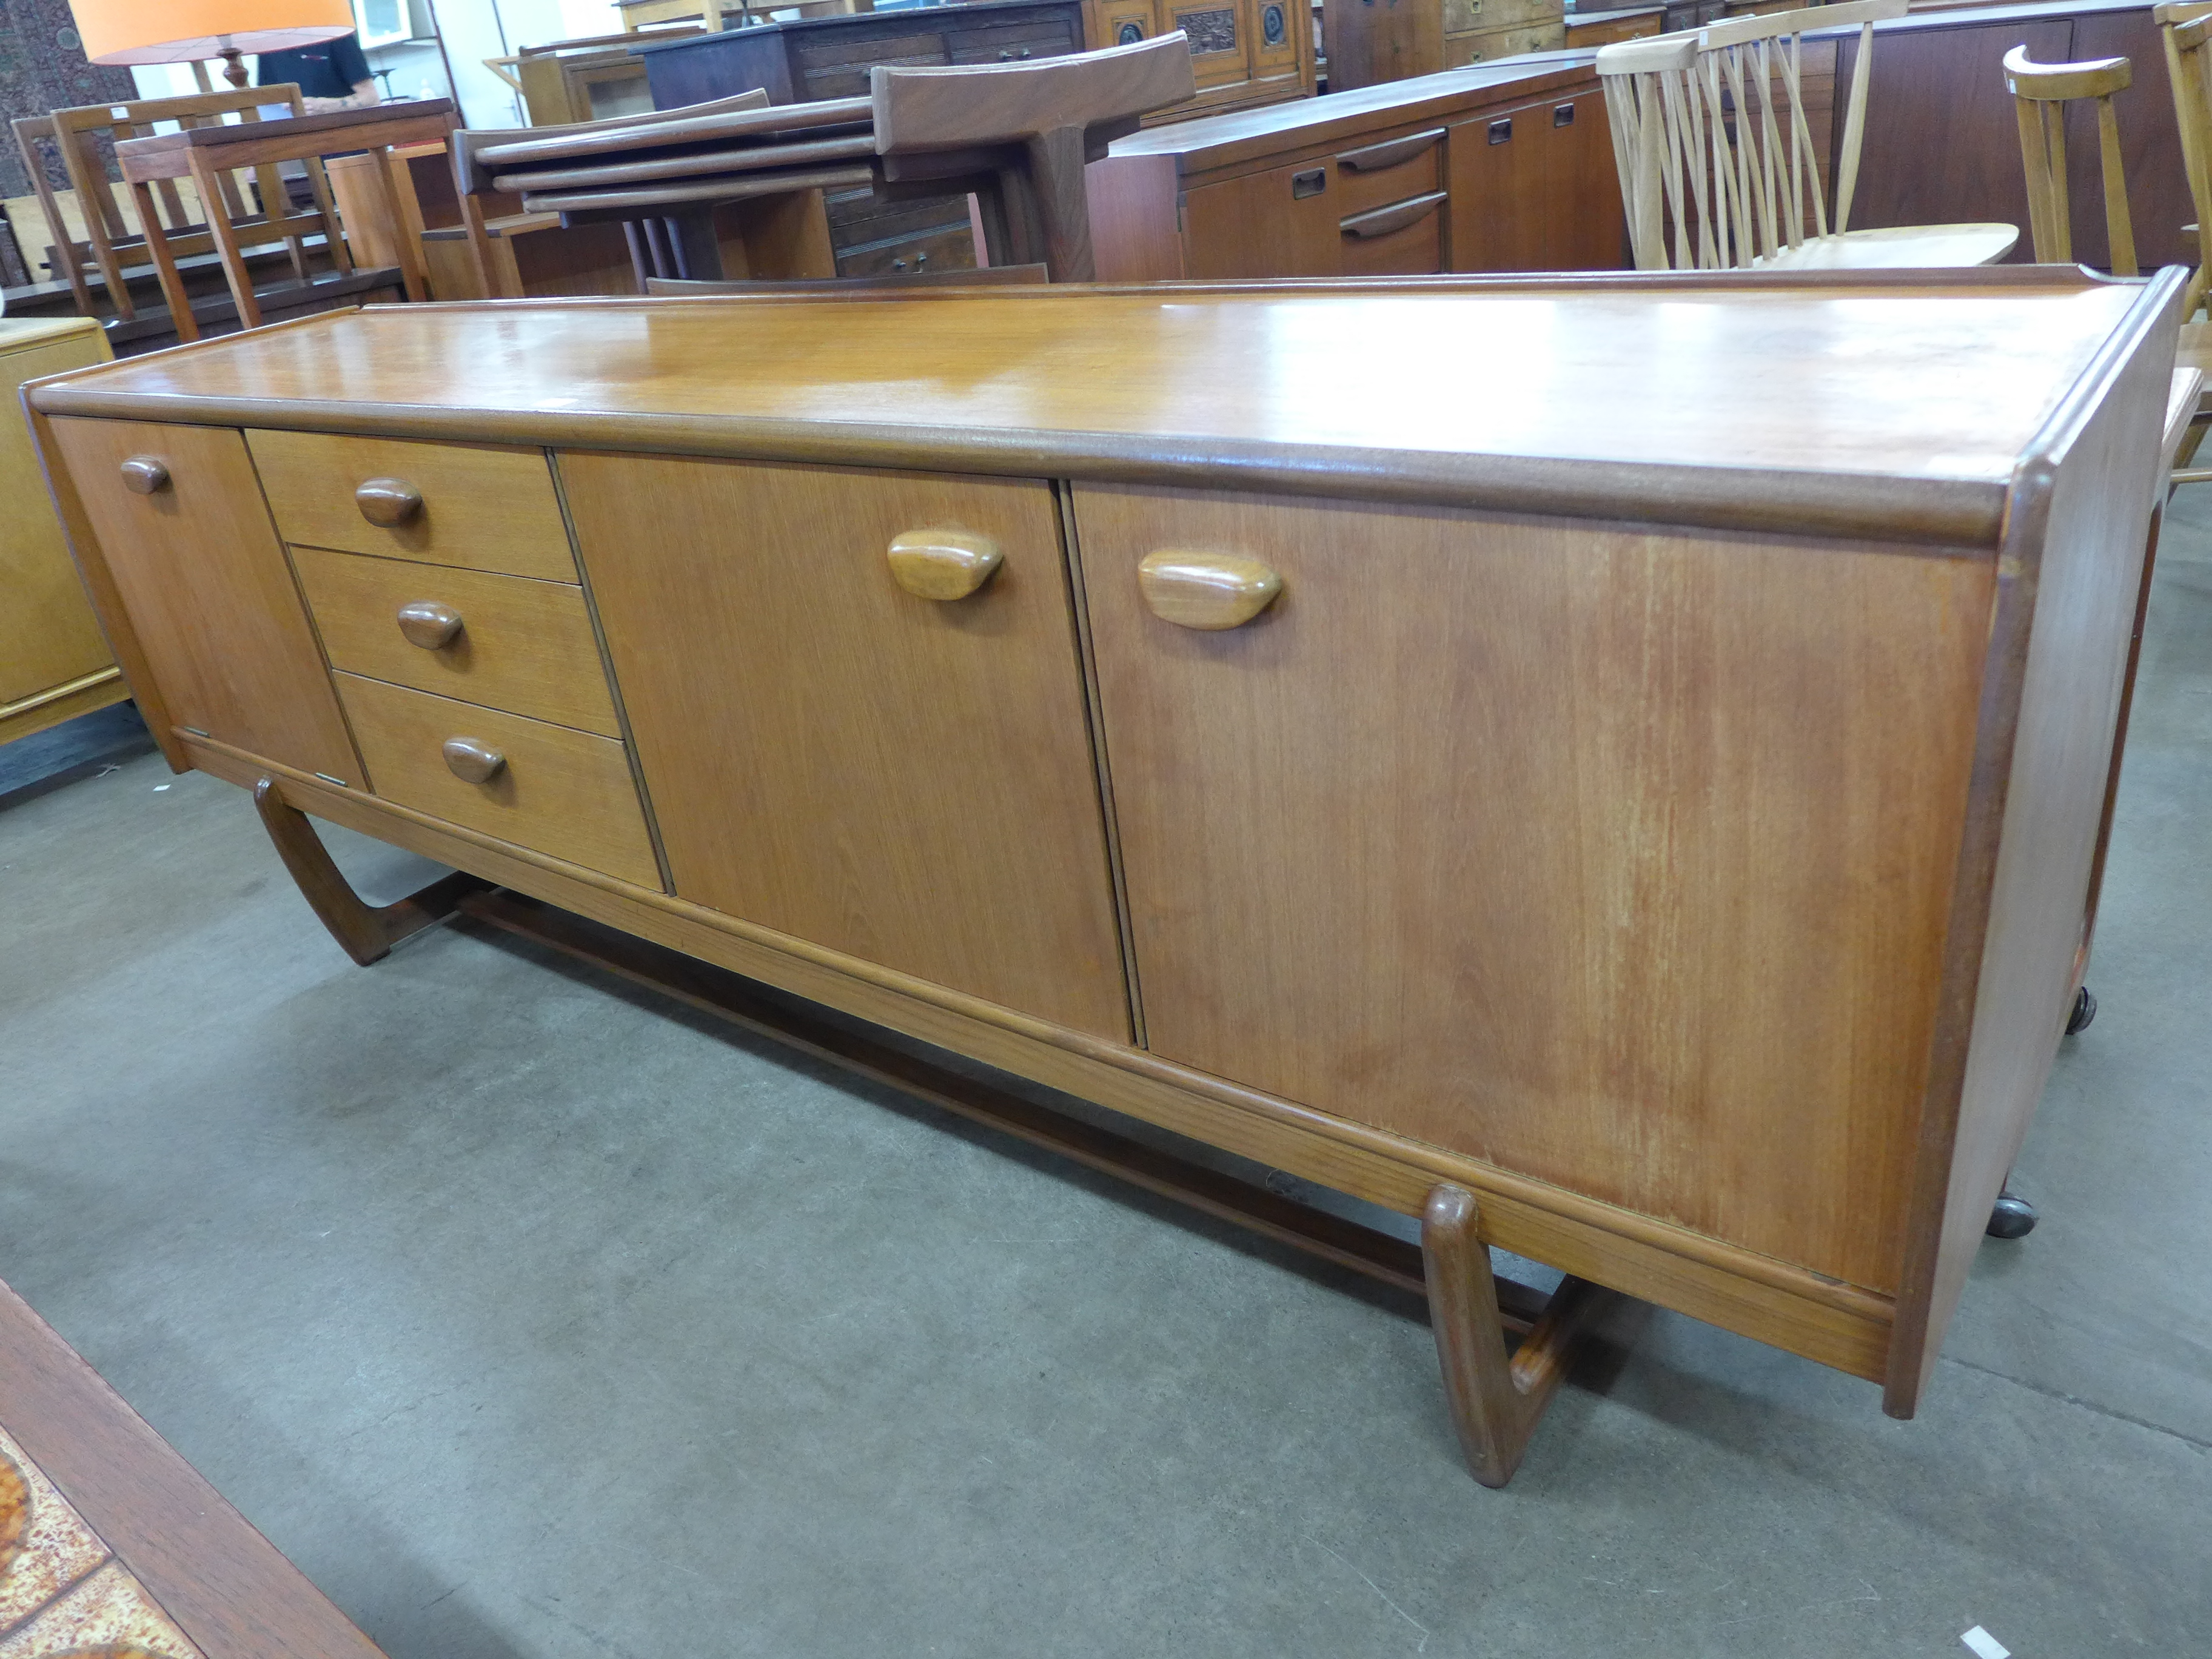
[873, 33, 1199, 281]
[8, 86, 324, 324]
[1598, 0, 2018, 270]
[2007, 42, 2212, 481]
[2156, 3, 2212, 315]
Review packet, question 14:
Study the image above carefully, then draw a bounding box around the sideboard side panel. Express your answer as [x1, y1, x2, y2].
[1079, 486, 1994, 1293]
[44, 417, 361, 786]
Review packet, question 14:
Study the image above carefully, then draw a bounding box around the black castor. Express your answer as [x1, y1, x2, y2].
[2065, 985, 2097, 1036]
[1987, 1190, 2039, 1239]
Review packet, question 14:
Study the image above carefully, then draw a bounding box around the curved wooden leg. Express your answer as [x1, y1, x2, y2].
[1423, 1183, 1614, 1487]
[253, 777, 482, 965]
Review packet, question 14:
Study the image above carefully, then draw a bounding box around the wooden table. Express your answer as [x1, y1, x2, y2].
[113, 100, 491, 339]
[24, 268, 2180, 1483]
[0, 1276, 382, 1657]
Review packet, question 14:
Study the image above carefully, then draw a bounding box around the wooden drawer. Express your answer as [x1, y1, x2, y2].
[1446, 0, 1561, 31]
[292, 546, 621, 737]
[837, 222, 977, 278]
[335, 672, 661, 887]
[249, 431, 577, 581]
[1333, 127, 1445, 218]
[1339, 190, 1446, 274]
[945, 17, 1083, 61]
[1447, 21, 1567, 62]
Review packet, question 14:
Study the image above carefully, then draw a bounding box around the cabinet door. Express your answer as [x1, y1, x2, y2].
[47, 418, 360, 784]
[563, 455, 1130, 1042]
[2, 330, 114, 712]
[1182, 159, 1344, 278]
[1446, 89, 1625, 272]
[1074, 483, 1994, 1292]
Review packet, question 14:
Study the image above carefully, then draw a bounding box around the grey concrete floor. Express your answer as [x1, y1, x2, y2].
[3, 504, 2208, 1659]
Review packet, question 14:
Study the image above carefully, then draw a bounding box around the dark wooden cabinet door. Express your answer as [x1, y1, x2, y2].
[47, 417, 360, 784]
[562, 454, 1131, 1042]
[1446, 88, 1623, 272]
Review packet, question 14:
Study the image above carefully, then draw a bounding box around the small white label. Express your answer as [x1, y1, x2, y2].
[1962, 1627, 2010, 1659]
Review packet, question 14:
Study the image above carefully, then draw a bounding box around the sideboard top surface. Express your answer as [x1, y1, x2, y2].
[29, 273, 2162, 545]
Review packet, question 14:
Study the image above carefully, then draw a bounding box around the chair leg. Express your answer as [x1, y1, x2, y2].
[1021, 124, 1096, 281]
[253, 777, 482, 966]
[1422, 1184, 1613, 1487]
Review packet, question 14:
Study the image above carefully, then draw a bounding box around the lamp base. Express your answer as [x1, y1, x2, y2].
[219, 46, 248, 89]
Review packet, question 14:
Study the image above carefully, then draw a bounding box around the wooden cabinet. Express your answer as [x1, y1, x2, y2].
[24, 273, 2177, 1460]
[1083, 0, 1316, 117]
[1093, 55, 1621, 278]
[1326, 0, 1563, 90]
[561, 454, 1131, 1040]
[42, 418, 358, 784]
[1, 318, 122, 746]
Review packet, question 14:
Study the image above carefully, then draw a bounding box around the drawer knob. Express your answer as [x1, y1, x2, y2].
[357, 477, 424, 527]
[1138, 551, 1282, 629]
[396, 600, 464, 650]
[441, 736, 505, 784]
[887, 529, 1003, 600]
[119, 456, 170, 494]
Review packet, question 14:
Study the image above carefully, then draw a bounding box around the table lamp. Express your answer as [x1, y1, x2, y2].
[67, 0, 360, 91]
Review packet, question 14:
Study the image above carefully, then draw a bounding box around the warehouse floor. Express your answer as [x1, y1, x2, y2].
[2, 498, 2206, 1659]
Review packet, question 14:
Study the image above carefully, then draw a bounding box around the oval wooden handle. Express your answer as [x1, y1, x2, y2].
[441, 736, 505, 783]
[887, 529, 1003, 600]
[396, 600, 464, 649]
[119, 456, 170, 494]
[357, 477, 424, 526]
[1137, 551, 1282, 629]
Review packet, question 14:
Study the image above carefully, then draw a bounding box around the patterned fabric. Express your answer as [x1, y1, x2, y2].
[0, 0, 139, 197]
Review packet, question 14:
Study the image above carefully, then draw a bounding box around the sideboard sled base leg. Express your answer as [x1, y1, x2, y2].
[253, 776, 484, 965]
[1423, 1183, 1615, 1487]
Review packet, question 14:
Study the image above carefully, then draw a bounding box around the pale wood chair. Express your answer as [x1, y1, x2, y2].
[2157, 4, 2212, 472]
[1598, 0, 2018, 270]
[9, 86, 321, 324]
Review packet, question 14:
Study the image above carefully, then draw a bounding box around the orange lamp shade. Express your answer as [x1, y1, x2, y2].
[69, 0, 358, 64]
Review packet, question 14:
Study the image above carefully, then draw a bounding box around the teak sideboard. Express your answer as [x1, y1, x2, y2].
[25, 271, 2179, 1481]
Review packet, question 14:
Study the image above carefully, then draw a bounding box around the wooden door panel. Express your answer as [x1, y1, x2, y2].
[562, 454, 1131, 1041]
[1183, 160, 1344, 276]
[1447, 89, 1624, 272]
[47, 418, 360, 783]
[1076, 483, 1994, 1292]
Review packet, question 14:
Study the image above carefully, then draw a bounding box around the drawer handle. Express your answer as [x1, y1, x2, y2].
[441, 736, 505, 784]
[120, 456, 170, 494]
[1138, 551, 1282, 629]
[1340, 190, 1447, 240]
[1336, 127, 1445, 173]
[397, 600, 464, 649]
[357, 477, 424, 527]
[888, 529, 1003, 600]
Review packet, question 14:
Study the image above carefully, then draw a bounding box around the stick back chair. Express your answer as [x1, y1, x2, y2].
[2156, 2, 2212, 315]
[2003, 45, 2139, 273]
[1599, 0, 2018, 270]
[8, 86, 323, 323]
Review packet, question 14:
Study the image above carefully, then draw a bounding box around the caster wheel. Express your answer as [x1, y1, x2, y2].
[1987, 1192, 2038, 1239]
[2065, 985, 2097, 1036]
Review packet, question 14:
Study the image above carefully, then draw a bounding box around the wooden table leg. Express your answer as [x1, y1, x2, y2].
[1021, 124, 1096, 281]
[127, 181, 199, 343]
[189, 152, 264, 330]
[1423, 1184, 1613, 1487]
[253, 777, 482, 966]
[359, 143, 431, 301]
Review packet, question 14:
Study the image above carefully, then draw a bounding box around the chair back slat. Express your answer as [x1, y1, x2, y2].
[2157, 2, 2212, 312]
[2003, 45, 2136, 275]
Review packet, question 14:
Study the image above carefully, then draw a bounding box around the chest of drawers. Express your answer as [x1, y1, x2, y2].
[28, 271, 2180, 1481]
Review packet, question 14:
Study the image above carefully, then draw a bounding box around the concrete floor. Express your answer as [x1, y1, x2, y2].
[2, 506, 2208, 1659]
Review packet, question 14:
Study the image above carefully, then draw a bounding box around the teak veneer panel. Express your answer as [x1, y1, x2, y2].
[291, 547, 621, 737]
[561, 454, 1131, 1042]
[1077, 484, 1995, 1292]
[45, 417, 360, 785]
[248, 429, 578, 581]
[333, 673, 661, 888]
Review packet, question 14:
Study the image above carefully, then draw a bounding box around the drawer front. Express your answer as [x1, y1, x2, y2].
[335, 671, 661, 887]
[292, 546, 621, 736]
[1333, 127, 1445, 218]
[1444, 0, 1560, 31]
[1447, 21, 1566, 63]
[946, 18, 1083, 62]
[249, 430, 577, 581]
[1339, 190, 1446, 275]
[836, 221, 977, 278]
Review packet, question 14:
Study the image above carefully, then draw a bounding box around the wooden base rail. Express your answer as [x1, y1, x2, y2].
[256, 778, 1615, 1485]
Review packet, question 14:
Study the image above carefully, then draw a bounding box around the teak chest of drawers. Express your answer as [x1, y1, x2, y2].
[27, 270, 2180, 1483]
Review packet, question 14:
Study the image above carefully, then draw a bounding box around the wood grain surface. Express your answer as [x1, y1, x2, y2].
[333, 672, 661, 886]
[27, 276, 2148, 546]
[290, 548, 621, 736]
[44, 418, 361, 784]
[1077, 483, 1996, 1292]
[561, 452, 1132, 1041]
[247, 431, 578, 581]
